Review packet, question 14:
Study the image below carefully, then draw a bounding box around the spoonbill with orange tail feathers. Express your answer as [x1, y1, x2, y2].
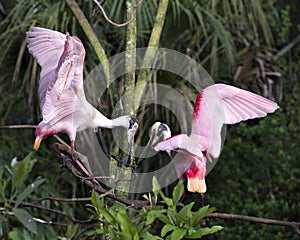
[154, 84, 279, 194]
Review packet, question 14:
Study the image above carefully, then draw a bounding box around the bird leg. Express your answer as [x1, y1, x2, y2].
[200, 193, 205, 207]
[46, 138, 94, 181]
[46, 141, 105, 190]
[70, 140, 92, 177]
[69, 140, 101, 187]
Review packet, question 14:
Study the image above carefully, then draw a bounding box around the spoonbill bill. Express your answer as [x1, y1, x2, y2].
[153, 84, 279, 194]
[138, 122, 172, 163]
[26, 27, 138, 175]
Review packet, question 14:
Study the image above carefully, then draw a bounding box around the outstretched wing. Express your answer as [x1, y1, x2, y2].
[27, 27, 66, 110]
[27, 27, 86, 125]
[154, 134, 205, 157]
[191, 83, 279, 158]
[216, 84, 279, 124]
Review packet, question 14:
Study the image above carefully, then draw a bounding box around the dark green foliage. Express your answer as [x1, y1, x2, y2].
[1, 154, 41, 237]
[87, 179, 222, 239]
[0, 153, 92, 239]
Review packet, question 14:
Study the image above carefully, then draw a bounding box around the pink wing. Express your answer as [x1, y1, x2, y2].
[27, 27, 86, 125]
[27, 27, 67, 110]
[191, 83, 279, 158]
[216, 84, 279, 124]
[154, 134, 205, 157]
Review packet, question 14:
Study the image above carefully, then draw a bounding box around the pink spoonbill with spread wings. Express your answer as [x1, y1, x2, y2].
[153, 84, 279, 194]
[26, 27, 138, 174]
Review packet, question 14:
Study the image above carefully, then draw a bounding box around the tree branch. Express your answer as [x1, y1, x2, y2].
[124, 0, 137, 116]
[134, 0, 169, 109]
[65, 0, 110, 85]
[207, 212, 300, 235]
[92, 0, 142, 27]
[33, 196, 91, 204]
[7, 200, 91, 224]
[49, 142, 147, 208]
[0, 125, 36, 129]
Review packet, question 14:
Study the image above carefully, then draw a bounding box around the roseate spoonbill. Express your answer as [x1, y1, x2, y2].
[26, 27, 138, 175]
[153, 84, 279, 194]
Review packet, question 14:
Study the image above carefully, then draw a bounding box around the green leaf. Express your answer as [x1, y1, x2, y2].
[0, 168, 3, 180]
[137, 221, 151, 237]
[159, 192, 173, 208]
[172, 180, 184, 205]
[152, 176, 161, 197]
[0, 170, 10, 201]
[158, 215, 172, 225]
[142, 231, 163, 240]
[94, 228, 106, 234]
[91, 189, 102, 208]
[15, 178, 46, 207]
[100, 207, 117, 225]
[161, 224, 176, 237]
[66, 224, 79, 238]
[12, 153, 36, 191]
[146, 209, 165, 225]
[13, 208, 37, 234]
[170, 228, 186, 240]
[117, 212, 137, 238]
[188, 226, 223, 238]
[142, 193, 150, 201]
[177, 202, 194, 220]
[133, 232, 139, 240]
[191, 205, 215, 226]
[8, 230, 26, 240]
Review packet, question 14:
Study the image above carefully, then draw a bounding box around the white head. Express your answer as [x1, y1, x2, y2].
[126, 116, 139, 143]
[149, 122, 171, 147]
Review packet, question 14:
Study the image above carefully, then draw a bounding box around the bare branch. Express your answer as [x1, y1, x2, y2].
[33, 191, 113, 204]
[208, 212, 300, 235]
[48, 142, 148, 208]
[92, 0, 143, 27]
[65, 0, 110, 85]
[0, 124, 36, 129]
[8, 200, 91, 224]
[33, 196, 91, 204]
[4, 210, 70, 227]
[134, 0, 169, 109]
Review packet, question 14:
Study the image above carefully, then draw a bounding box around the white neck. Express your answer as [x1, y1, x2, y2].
[93, 110, 130, 129]
[111, 115, 130, 128]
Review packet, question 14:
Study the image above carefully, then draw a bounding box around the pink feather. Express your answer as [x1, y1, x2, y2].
[26, 27, 134, 155]
[155, 83, 279, 193]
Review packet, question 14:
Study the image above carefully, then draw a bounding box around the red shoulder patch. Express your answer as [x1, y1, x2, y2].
[192, 91, 204, 119]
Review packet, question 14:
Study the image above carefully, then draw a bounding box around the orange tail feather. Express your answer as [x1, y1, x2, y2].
[187, 177, 207, 193]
